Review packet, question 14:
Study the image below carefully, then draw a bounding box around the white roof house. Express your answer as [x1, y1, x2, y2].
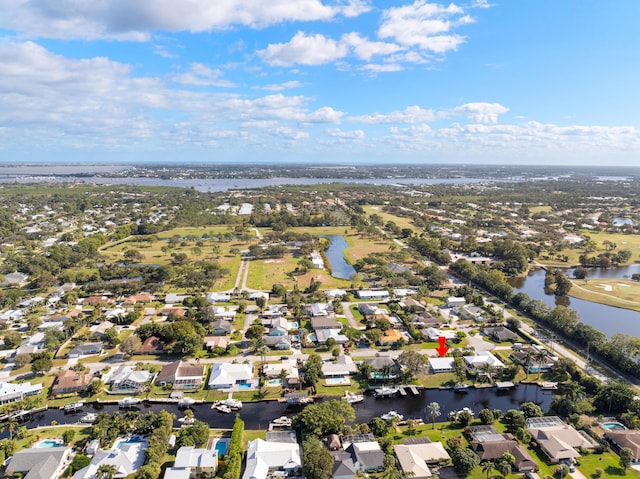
[356, 290, 390, 300]
[428, 357, 456, 373]
[73, 438, 148, 479]
[322, 355, 357, 378]
[163, 446, 219, 479]
[423, 327, 457, 342]
[447, 297, 466, 308]
[393, 442, 450, 479]
[263, 360, 299, 380]
[107, 366, 152, 393]
[242, 439, 301, 479]
[208, 363, 253, 389]
[0, 381, 43, 404]
[316, 329, 348, 344]
[463, 351, 505, 371]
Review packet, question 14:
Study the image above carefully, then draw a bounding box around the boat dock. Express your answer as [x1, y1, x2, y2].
[495, 381, 516, 391]
[370, 385, 424, 398]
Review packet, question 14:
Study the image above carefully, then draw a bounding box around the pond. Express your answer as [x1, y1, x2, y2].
[322, 235, 356, 280]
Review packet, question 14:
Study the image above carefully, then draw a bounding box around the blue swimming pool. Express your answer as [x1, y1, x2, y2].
[266, 379, 282, 387]
[602, 422, 627, 431]
[288, 322, 299, 329]
[213, 439, 229, 456]
[114, 436, 146, 449]
[325, 377, 350, 385]
[36, 439, 64, 448]
[238, 382, 252, 390]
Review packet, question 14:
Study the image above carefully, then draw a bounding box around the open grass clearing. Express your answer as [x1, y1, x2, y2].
[569, 279, 640, 311]
[361, 206, 417, 232]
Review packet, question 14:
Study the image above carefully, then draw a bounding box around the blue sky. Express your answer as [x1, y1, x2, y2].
[1, 0, 639, 165]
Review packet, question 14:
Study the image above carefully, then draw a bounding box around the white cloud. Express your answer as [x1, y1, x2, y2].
[306, 106, 345, 123]
[350, 105, 436, 124]
[361, 63, 405, 72]
[258, 80, 303, 92]
[341, 32, 401, 61]
[326, 128, 365, 139]
[378, 1, 473, 52]
[450, 102, 509, 124]
[0, 0, 370, 40]
[171, 63, 234, 87]
[259, 31, 349, 66]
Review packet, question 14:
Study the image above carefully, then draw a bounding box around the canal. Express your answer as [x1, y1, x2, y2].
[322, 235, 356, 280]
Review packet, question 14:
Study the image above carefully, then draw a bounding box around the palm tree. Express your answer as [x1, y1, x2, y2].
[562, 381, 585, 403]
[496, 460, 512, 477]
[358, 362, 373, 382]
[97, 464, 117, 479]
[381, 454, 403, 479]
[482, 460, 495, 479]
[523, 349, 535, 378]
[380, 363, 393, 383]
[479, 363, 495, 385]
[534, 350, 547, 378]
[426, 402, 441, 429]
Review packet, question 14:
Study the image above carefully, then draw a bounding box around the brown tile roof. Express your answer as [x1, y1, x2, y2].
[157, 360, 205, 383]
[141, 335, 164, 353]
[51, 370, 93, 394]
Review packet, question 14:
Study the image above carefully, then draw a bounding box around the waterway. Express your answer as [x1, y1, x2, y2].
[4, 385, 553, 438]
[510, 265, 640, 338]
[322, 235, 356, 280]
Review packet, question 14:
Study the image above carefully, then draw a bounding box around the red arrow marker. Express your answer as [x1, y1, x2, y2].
[435, 336, 449, 357]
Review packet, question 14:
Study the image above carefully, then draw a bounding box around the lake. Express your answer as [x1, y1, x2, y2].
[510, 265, 640, 338]
[322, 235, 356, 280]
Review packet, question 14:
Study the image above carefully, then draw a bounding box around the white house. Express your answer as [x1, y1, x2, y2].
[356, 290, 390, 300]
[73, 437, 148, 479]
[322, 355, 357, 378]
[242, 439, 301, 479]
[423, 327, 457, 342]
[263, 359, 299, 381]
[428, 358, 456, 373]
[163, 446, 218, 479]
[310, 251, 324, 269]
[0, 381, 43, 405]
[446, 297, 466, 308]
[107, 366, 152, 393]
[463, 351, 505, 371]
[208, 363, 253, 389]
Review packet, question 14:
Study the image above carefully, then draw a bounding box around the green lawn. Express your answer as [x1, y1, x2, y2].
[578, 452, 640, 479]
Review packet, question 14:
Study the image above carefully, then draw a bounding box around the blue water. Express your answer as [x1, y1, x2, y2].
[115, 436, 145, 449]
[238, 383, 252, 390]
[602, 422, 627, 430]
[214, 439, 228, 456]
[288, 322, 299, 329]
[36, 439, 63, 448]
[325, 377, 350, 385]
[322, 235, 356, 280]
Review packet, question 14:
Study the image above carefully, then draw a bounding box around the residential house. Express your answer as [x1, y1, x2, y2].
[5, 447, 72, 479]
[310, 251, 324, 269]
[355, 290, 390, 300]
[460, 305, 486, 322]
[68, 342, 103, 359]
[606, 431, 640, 461]
[447, 297, 466, 308]
[160, 307, 186, 318]
[332, 451, 357, 479]
[263, 359, 300, 382]
[263, 335, 291, 350]
[163, 446, 218, 479]
[310, 316, 342, 330]
[322, 355, 357, 378]
[378, 329, 404, 346]
[393, 442, 450, 479]
[107, 366, 152, 394]
[51, 370, 94, 396]
[526, 416, 597, 463]
[207, 292, 231, 303]
[141, 336, 165, 354]
[411, 313, 443, 329]
[123, 293, 155, 305]
[16, 332, 46, 356]
[512, 346, 556, 373]
[428, 357, 456, 373]
[203, 335, 230, 351]
[212, 306, 236, 321]
[0, 381, 43, 404]
[164, 293, 189, 304]
[157, 361, 206, 390]
[342, 434, 385, 472]
[463, 351, 505, 372]
[90, 321, 116, 339]
[423, 327, 457, 342]
[242, 439, 302, 479]
[324, 289, 347, 300]
[483, 326, 518, 342]
[80, 295, 114, 306]
[468, 426, 537, 472]
[0, 271, 29, 287]
[211, 319, 232, 336]
[208, 363, 253, 389]
[401, 298, 427, 312]
[309, 302, 329, 316]
[315, 328, 348, 345]
[73, 437, 148, 479]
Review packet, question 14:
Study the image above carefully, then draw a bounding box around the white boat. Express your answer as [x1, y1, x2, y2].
[453, 384, 470, 393]
[64, 401, 85, 412]
[178, 397, 197, 408]
[118, 397, 141, 408]
[343, 392, 364, 404]
[541, 382, 558, 390]
[220, 398, 243, 410]
[374, 387, 398, 398]
[380, 410, 404, 421]
[215, 404, 232, 414]
[271, 416, 292, 427]
[178, 416, 196, 425]
[80, 413, 98, 423]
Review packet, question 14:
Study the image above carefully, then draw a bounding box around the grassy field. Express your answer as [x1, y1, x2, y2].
[539, 230, 640, 266]
[569, 279, 640, 311]
[361, 205, 417, 232]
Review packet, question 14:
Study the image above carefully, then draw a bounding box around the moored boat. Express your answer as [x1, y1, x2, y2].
[118, 397, 141, 408]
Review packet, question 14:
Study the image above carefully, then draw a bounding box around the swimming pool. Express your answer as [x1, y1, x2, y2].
[212, 439, 229, 456]
[266, 379, 282, 387]
[288, 322, 299, 330]
[325, 377, 350, 385]
[114, 436, 146, 449]
[238, 382, 253, 390]
[35, 439, 64, 448]
[602, 422, 627, 431]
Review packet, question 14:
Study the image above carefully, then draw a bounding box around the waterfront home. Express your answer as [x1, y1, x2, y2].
[322, 355, 357, 378]
[68, 342, 103, 358]
[163, 446, 218, 479]
[428, 357, 456, 374]
[468, 426, 536, 471]
[512, 346, 556, 372]
[526, 416, 597, 463]
[107, 366, 152, 394]
[208, 363, 253, 389]
[4, 447, 72, 479]
[73, 437, 148, 479]
[157, 360, 206, 390]
[310, 251, 324, 269]
[51, 369, 94, 396]
[242, 439, 302, 479]
[0, 380, 43, 404]
[393, 442, 450, 479]
[463, 351, 505, 372]
[332, 451, 357, 479]
[263, 359, 299, 381]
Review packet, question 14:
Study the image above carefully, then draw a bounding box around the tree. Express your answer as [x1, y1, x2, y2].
[103, 326, 120, 346]
[31, 355, 53, 374]
[481, 460, 495, 479]
[302, 437, 334, 479]
[296, 400, 355, 437]
[120, 334, 142, 357]
[496, 459, 512, 477]
[304, 353, 323, 387]
[245, 324, 265, 341]
[397, 350, 428, 377]
[520, 402, 543, 419]
[456, 410, 473, 427]
[478, 409, 495, 425]
[13, 353, 31, 369]
[452, 447, 480, 476]
[97, 464, 117, 479]
[88, 379, 104, 395]
[3, 330, 22, 348]
[426, 402, 441, 429]
[619, 447, 633, 471]
[27, 316, 42, 332]
[368, 417, 390, 437]
[63, 429, 76, 444]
